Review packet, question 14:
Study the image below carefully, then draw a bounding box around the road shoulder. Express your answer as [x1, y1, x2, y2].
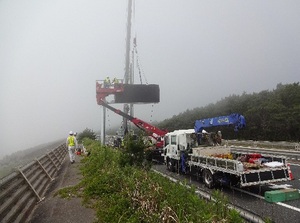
[29, 155, 96, 223]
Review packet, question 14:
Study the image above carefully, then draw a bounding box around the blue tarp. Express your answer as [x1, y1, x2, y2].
[194, 113, 246, 133]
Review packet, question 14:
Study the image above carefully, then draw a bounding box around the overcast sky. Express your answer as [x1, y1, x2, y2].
[1, 0, 299, 158]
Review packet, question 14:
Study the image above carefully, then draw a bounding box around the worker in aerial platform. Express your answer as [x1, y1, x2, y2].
[112, 77, 121, 88]
[112, 77, 119, 84]
[104, 76, 111, 88]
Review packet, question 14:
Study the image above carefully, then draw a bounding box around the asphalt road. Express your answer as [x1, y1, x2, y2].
[152, 163, 300, 223]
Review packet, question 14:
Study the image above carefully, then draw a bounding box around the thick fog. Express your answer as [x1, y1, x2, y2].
[1, 0, 299, 158]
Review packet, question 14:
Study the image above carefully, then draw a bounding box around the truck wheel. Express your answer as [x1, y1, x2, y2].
[203, 169, 214, 189]
[167, 158, 174, 172]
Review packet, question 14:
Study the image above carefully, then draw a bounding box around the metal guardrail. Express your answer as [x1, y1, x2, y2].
[226, 140, 300, 161]
[0, 144, 67, 223]
[230, 146, 300, 161]
[227, 140, 300, 150]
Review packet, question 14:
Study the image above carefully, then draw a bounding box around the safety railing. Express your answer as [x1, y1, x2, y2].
[226, 140, 299, 150]
[0, 144, 67, 223]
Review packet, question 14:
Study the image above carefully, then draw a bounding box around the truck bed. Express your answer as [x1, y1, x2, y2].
[192, 146, 231, 156]
[188, 146, 290, 187]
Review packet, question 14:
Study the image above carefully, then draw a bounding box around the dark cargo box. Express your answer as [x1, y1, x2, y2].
[114, 84, 160, 103]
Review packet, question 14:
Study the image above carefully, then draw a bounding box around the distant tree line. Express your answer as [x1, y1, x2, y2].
[157, 83, 300, 142]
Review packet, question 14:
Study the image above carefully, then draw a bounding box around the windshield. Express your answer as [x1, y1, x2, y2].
[188, 133, 198, 148]
[171, 135, 177, 145]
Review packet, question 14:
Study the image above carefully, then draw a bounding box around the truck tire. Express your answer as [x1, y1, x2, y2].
[174, 160, 179, 173]
[166, 158, 174, 172]
[203, 169, 214, 188]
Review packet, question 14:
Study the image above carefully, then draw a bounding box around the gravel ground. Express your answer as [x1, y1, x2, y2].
[28, 154, 96, 223]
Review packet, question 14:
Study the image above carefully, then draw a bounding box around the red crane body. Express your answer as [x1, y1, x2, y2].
[96, 81, 168, 148]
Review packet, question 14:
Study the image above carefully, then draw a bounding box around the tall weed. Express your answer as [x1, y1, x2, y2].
[76, 139, 244, 222]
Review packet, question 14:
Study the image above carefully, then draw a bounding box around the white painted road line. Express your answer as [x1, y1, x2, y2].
[277, 202, 300, 213]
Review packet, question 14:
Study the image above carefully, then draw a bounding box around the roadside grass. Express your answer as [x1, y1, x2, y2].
[58, 138, 244, 222]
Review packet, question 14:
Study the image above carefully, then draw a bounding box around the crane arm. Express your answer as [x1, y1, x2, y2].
[98, 100, 167, 142]
[194, 113, 246, 133]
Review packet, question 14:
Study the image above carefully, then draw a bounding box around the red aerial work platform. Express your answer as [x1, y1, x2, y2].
[96, 80, 167, 149]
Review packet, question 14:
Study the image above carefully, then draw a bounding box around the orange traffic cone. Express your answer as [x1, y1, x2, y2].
[287, 163, 294, 180]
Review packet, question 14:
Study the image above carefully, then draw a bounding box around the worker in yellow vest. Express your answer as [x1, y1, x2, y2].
[66, 131, 77, 163]
[104, 76, 111, 88]
[112, 77, 119, 85]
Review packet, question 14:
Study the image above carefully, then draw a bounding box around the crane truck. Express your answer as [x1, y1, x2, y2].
[96, 82, 290, 189]
[164, 115, 290, 188]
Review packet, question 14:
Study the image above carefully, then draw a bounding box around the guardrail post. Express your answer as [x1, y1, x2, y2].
[51, 149, 62, 165]
[18, 168, 45, 203]
[253, 141, 257, 148]
[36, 159, 54, 181]
[47, 153, 59, 171]
[295, 143, 299, 151]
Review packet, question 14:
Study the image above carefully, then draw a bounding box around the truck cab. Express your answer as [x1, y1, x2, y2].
[163, 129, 197, 172]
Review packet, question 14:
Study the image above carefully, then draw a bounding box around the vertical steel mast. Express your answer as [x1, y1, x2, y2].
[123, 0, 133, 134]
[101, 105, 106, 144]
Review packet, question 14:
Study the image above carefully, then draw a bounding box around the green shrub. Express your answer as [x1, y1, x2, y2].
[77, 128, 97, 143]
[59, 139, 244, 222]
[119, 133, 152, 170]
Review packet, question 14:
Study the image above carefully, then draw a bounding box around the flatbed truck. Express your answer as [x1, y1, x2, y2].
[164, 129, 290, 188]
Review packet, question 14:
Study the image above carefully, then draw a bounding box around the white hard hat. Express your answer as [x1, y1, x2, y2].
[202, 129, 208, 134]
[74, 132, 77, 136]
[69, 131, 73, 135]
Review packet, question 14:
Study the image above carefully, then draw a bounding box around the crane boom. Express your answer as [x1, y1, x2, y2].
[194, 113, 246, 133]
[98, 99, 167, 147]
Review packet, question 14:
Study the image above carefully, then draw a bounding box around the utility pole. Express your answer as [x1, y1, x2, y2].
[130, 51, 134, 117]
[123, 0, 133, 135]
[101, 105, 106, 144]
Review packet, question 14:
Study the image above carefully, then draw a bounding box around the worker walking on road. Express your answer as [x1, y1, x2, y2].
[66, 131, 77, 164]
[73, 131, 78, 151]
[74, 132, 81, 154]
